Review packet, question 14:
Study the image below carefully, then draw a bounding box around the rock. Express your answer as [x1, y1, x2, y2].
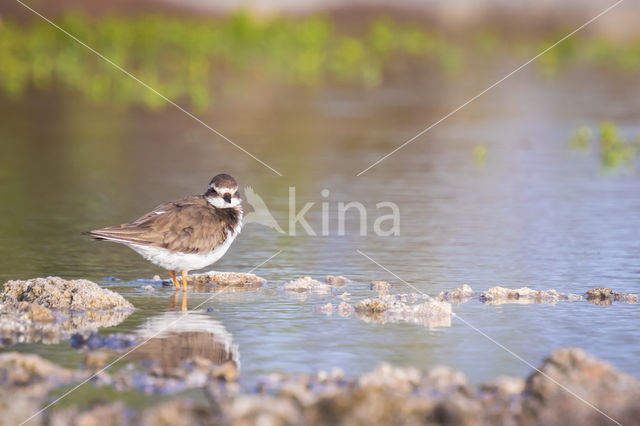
[317, 303, 333, 315]
[28, 304, 54, 323]
[355, 296, 452, 328]
[0, 277, 133, 311]
[370, 281, 390, 295]
[480, 286, 566, 305]
[337, 302, 354, 317]
[49, 401, 131, 426]
[283, 277, 330, 294]
[585, 287, 637, 305]
[212, 360, 239, 382]
[481, 375, 526, 395]
[339, 292, 351, 300]
[188, 271, 265, 293]
[0, 306, 132, 347]
[0, 352, 84, 388]
[140, 399, 216, 426]
[522, 347, 640, 425]
[84, 351, 110, 371]
[143, 285, 155, 292]
[326, 275, 350, 286]
[358, 364, 422, 392]
[566, 294, 583, 302]
[439, 284, 473, 304]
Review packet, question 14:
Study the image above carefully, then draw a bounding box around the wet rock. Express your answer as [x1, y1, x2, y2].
[84, 350, 110, 371]
[0, 306, 132, 347]
[28, 304, 55, 323]
[49, 401, 131, 426]
[140, 399, 217, 426]
[370, 281, 390, 295]
[522, 347, 640, 425]
[480, 286, 567, 305]
[355, 295, 451, 328]
[231, 395, 301, 425]
[283, 277, 330, 294]
[188, 271, 266, 293]
[317, 303, 333, 315]
[481, 375, 526, 395]
[326, 275, 350, 286]
[337, 302, 354, 317]
[439, 284, 474, 304]
[0, 277, 133, 311]
[566, 293, 583, 302]
[0, 352, 84, 388]
[212, 360, 240, 382]
[585, 287, 637, 305]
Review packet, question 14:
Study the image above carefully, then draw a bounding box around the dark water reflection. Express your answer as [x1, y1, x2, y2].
[0, 66, 639, 391]
[131, 311, 237, 376]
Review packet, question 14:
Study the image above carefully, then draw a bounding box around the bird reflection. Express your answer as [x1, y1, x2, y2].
[169, 290, 188, 311]
[131, 311, 239, 377]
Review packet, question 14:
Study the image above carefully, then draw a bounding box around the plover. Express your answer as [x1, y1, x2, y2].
[86, 174, 243, 291]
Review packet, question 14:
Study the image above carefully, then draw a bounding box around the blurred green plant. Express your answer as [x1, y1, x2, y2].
[473, 144, 487, 165]
[0, 12, 639, 110]
[569, 122, 639, 170]
[598, 121, 636, 170]
[568, 126, 592, 149]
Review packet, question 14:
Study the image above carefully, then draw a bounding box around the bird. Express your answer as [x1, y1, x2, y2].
[85, 173, 243, 291]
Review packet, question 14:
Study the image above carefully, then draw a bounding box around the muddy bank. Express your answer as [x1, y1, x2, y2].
[6, 347, 639, 426]
[0, 277, 134, 346]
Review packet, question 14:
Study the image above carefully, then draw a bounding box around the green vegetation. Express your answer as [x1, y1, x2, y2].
[569, 122, 639, 170]
[473, 145, 487, 165]
[0, 12, 639, 109]
[568, 126, 592, 149]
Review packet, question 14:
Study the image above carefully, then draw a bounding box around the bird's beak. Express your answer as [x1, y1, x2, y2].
[223, 194, 232, 203]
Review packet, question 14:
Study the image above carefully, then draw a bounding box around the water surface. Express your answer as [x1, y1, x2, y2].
[1, 65, 639, 392]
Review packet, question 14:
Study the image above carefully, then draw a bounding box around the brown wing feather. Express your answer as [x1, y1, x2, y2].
[86, 196, 232, 253]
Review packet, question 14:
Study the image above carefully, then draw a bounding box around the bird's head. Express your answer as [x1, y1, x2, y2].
[205, 173, 242, 208]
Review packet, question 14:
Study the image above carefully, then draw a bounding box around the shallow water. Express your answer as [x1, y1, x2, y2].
[1, 64, 639, 396]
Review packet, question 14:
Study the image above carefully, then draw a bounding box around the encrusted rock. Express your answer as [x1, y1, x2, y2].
[439, 284, 474, 304]
[318, 303, 333, 315]
[585, 287, 637, 305]
[326, 275, 350, 286]
[283, 277, 330, 294]
[0, 277, 134, 346]
[480, 286, 567, 305]
[0, 277, 133, 311]
[522, 347, 640, 425]
[188, 271, 266, 293]
[355, 295, 451, 328]
[339, 292, 351, 301]
[337, 302, 354, 317]
[370, 281, 390, 295]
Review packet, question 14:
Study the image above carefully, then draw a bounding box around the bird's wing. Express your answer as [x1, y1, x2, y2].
[86, 196, 232, 253]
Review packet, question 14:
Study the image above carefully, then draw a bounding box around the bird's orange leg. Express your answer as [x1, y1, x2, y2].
[181, 270, 189, 292]
[169, 270, 181, 290]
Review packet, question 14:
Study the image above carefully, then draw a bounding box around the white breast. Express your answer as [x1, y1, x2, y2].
[128, 228, 239, 272]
